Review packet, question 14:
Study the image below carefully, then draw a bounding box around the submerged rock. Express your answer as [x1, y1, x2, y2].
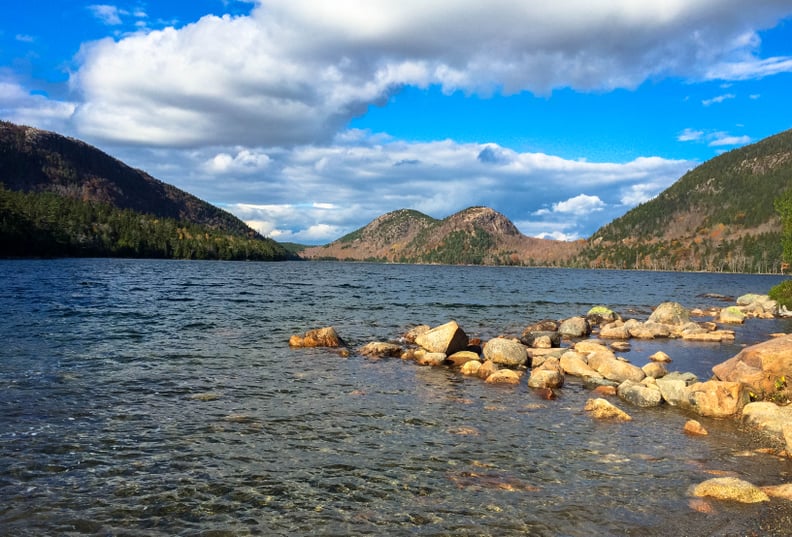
[289, 326, 345, 348]
[691, 477, 770, 503]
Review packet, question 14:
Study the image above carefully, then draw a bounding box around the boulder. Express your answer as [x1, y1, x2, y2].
[528, 368, 565, 389]
[684, 419, 708, 436]
[415, 320, 469, 355]
[477, 360, 499, 380]
[685, 380, 750, 418]
[415, 351, 447, 366]
[523, 319, 559, 333]
[618, 380, 663, 407]
[648, 302, 690, 326]
[558, 316, 591, 338]
[460, 360, 482, 376]
[656, 372, 698, 406]
[404, 325, 430, 343]
[584, 398, 632, 421]
[485, 369, 522, 385]
[737, 293, 778, 316]
[712, 334, 792, 396]
[682, 330, 735, 342]
[642, 362, 668, 379]
[560, 350, 602, 379]
[574, 340, 611, 354]
[483, 337, 529, 367]
[289, 326, 345, 348]
[588, 351, 645, 383]
[691, 477, 769, 503]
[359, 341, 403, 358]
[586, 306, 619, 326]
[718, 306, 746, 324]
[520, 331, 561, 349]
[447, 350, 481, 367]
[610, 341, 631, 352]
[599, 322, 631, 339]
[649, 351, 672, 363]
[741, 401, 792, 437]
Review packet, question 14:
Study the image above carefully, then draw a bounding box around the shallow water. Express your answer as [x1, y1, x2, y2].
[2, 259, 792, 536]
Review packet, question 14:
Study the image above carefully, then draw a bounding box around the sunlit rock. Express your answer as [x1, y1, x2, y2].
[289, 326, 345, 348]
[483, 337, 528, 367]
[584, 398, 632, 421]
[691, 477, 769, 503]
[485, 369, 522, 385]
[648, 301, 691, 325]
[685, 380, 750, 418]
[683, 419, 708, 436]
[359, 341, 403, 358]
[712, 334, 792, 396]
[415, 320, 469, 355]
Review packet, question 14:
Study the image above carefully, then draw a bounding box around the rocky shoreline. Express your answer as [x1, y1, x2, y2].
[290, 292, 792, 505]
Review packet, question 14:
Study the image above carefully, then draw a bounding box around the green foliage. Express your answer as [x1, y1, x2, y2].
[768, 280, 792, 309]
[0, 185, 293, 261]
[418, 228, 495, 265]
[774, 189, 792, 263]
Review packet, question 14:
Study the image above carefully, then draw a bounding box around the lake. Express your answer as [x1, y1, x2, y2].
[2, 259, 792, 536]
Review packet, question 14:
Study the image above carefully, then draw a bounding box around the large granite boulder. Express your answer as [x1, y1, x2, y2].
[742, 401, 792, 453]
[684, 380, 750, 418]
[528, 357, 565, 389]
[520, 331, 561, 349]
[483, 337, 528, 367]
[415, 320, 469, 355]
[712, 334, 792, 397]
[656, 371, 698, 406]
[617, 380, 663, 407]
[289, 326, 345, 348]
[718, 306, 746, 324]
[648, 302, 690, 326]
[558, 316, 591, 338]
[588, 351, 645, 383]
[559, 350, 601, 379]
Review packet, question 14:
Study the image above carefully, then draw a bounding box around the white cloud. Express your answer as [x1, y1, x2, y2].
[68, 0, 792, 147]
[677, 128, 704, 142]
[702, 93, 735, 106]
[709, 133, 752, 147]
[88, 5, 124, 26]
[552, 194, 606, 214]
[0, 79, 76, 131]
[204, 149, 271, 174]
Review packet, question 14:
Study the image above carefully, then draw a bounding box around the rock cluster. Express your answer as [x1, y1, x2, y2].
[289, 295, 792, 460]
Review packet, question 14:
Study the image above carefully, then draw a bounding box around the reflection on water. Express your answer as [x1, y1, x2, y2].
[1, 259, 791, 536]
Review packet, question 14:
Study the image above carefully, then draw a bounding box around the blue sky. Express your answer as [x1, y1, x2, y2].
[3, 1, 792, 243]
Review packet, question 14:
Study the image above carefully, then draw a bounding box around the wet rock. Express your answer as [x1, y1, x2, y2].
[529, 358, 565, 389]
[642, 362, 668, 379]
[520, 330, 561, 349]
[741, 401, 792, 438]
[685, 380, 750, 418]
[737, 293, 778, 316]
[588, 351, 646, 383]
[586, 306, 619, 326]
[477, 360, 498, 380]
[560, 350, 602, 379]
[682, 330, 735, 342]
[485, 369, 522, 385]
[404, 325, 430, 343]
[460, 360, 482, 376]
[558, 316, 591, 338]
[610, 341, 631, 352]
[359, 341, 403, 358]
[618, 380, 663, 407]
[289, 326, 345, 348]
[584, 398, 632, 421]
[712, 334, 792, 396]
[648, 302, 691, 326]
[761, 484, 792, 501]
[656, 372, 698, 406]
[691, 477, 770, 503]
[483, 337, 528, 367]
[649, 351, 672, 363]
[684, 419, 708, 436]
[447, 350, 481, 367]
[593, 385, 618, 396]
[599, 321, 631, 339]
[415, 351, 447, 366]
[416, 320, 469, 355]
[719, 306, 746, 324]
[523, 319, 559, 333]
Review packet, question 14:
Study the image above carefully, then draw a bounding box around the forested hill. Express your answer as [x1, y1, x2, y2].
[0, 121, 292, 260]
[301, 206, 583, 265]
[573, 128, 792, 272]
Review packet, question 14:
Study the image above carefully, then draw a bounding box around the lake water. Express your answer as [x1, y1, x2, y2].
[2, 259, 792, 536]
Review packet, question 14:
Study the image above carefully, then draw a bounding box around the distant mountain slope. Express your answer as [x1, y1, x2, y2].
[574, 128, 792, 272]
[0, 121, 292, 260]
[302, 206, 582, 265]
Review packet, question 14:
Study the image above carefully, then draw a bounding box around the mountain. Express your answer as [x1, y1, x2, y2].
[573, 128, 792, 272]
[301, 206, 583, 265]
[0, 121, 292, 260]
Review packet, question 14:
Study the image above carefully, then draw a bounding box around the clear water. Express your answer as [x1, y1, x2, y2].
[2, 259, 792, 536]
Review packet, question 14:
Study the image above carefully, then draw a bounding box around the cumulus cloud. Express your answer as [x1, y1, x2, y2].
[88, 5, 124, 26]
[115, 133, 692, 243]
[69, 0, 792, 147]
[0, 78, 76, 131]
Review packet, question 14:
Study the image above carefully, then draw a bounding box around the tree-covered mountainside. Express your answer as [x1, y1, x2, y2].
[0, 121, 293, 260]
[301, 206, 583, 265]
[572, 128, 792, 272]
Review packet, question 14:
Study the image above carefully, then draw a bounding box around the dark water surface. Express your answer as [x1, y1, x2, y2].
[2, 259, 792, 536]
